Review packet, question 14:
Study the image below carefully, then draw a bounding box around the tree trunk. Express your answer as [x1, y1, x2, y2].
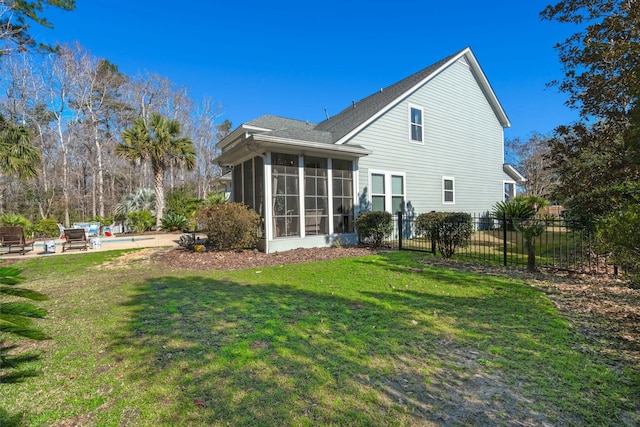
[525, 241, 537, 273]
[153, 165, 164, 229]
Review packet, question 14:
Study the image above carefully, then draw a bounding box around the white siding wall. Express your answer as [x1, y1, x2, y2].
[354, 59, 507, 215]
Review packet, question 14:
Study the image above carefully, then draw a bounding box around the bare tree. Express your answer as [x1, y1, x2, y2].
[506, 132, 557, 199]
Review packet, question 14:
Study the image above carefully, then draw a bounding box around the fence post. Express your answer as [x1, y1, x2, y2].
[397, 211, 403, 250]
[503, 212, 508, 266]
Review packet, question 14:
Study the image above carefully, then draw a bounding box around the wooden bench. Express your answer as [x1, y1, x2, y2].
[62, 228, 89, 252]
[0, 226, 35, 255]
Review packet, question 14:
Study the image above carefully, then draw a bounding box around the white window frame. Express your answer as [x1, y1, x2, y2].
[408, 104, 424, 144]
[442, 176, 455, 205]
[369, 170, 406, 213]
[503, 180, 516, 202]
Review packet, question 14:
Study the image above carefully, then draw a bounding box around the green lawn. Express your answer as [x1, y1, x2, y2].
[1, 250, 637, 426]
[402, 227, 595, 270]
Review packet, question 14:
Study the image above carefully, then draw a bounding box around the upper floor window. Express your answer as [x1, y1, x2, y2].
[409, 105, 423, 143]
[443, 177, 455, 204]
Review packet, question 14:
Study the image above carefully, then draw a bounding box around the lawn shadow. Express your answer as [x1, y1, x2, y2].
[106, 258, 573, 426]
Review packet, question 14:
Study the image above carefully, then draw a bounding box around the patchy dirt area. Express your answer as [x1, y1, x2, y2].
[416, 257, 640, 367]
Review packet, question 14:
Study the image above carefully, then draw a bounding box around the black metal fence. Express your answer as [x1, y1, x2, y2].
[387, 212, 615, 275]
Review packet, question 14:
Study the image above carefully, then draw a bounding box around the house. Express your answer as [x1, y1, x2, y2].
[214, 47, 525, 253]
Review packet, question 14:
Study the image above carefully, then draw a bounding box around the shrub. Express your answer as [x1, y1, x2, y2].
[126, 210, 154, 234]
[492, 197, 536, 221]
[203, 192, 227, 207]
[161, 213, 189, 232]
[0, 213, 31, 228]
[415, 211, 472, 258]
[166, 186, 202, 218]
[597, 203, 640, 284]
[492, 196, 540, 231]
[355, 211, 392, 248]
[33, 219, 59, 238]
[197, 203, 260, 251]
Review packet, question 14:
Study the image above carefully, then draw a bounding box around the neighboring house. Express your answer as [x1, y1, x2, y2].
[214, 47, 525, 253]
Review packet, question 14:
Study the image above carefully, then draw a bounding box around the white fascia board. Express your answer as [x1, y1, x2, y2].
[463, 48, 511, 128]
[215, 123, 274, 150]
[503, 164, 527, 183]
[254, 134, 371, 157]
[335, 47, 510, 145]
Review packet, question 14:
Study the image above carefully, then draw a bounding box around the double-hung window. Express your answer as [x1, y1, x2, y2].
[409, 104, 424, 143]
[371, 171, 405, 213]
[442, 177, 455, 204]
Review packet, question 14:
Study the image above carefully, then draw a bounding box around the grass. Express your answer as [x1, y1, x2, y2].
[1, 249, 638, 426]
[401, 227, 596, 270]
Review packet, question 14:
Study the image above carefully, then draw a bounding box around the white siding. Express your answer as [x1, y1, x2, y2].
[353, 60, 506, 215]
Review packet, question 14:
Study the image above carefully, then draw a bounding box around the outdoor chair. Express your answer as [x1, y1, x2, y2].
[0, 226, 35, 255]
[62, 228, 89, 252]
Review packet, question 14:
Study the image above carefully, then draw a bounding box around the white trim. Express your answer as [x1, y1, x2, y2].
[408, 103, 425, 144]
[368, 169, 407, 213]
[503, 180, 516, 201]
[327, 158, 334, 233]
[336, 47, 510, 145]
[503, 163, 527, 183]
[442, 176, 455, 205]
[298, 155, 305, 237]
[265, 152, 273, 242]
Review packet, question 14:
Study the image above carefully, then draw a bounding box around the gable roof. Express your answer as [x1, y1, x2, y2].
[215, 47, 510, 164]
[315, 47, 510, 144]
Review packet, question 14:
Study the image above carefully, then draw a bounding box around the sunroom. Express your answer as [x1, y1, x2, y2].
[214, 118, 370, 253]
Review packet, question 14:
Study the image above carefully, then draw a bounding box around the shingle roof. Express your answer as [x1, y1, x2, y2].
[245, 115, 333, 144]
[246, 114, 315, 131]
[313, 49, 464, 143]
[239, 47, 508, 147]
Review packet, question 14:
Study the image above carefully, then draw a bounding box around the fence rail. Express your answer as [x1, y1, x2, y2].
[387, 212, 615, 275]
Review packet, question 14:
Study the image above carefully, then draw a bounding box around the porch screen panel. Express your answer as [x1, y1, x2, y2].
[272, 153, 299, 237]
[304, 157, 328, 235]
[332, 159, 354, 233]
[243, 159, 254, 209]
[254, 156, 264, 217]
[232, 165, 243, 203]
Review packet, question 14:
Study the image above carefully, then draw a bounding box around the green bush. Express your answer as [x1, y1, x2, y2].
[0, 213, 31, 228]
[126, 210, 154, 234]
[166, 186, 202, 218]
[597, 203, 640, 284]
[492, 197, 536, 221]
[161, 212, 189, 232]
[197, 203, 260, 251]
[33, 219, 59, 238]
[203, 192, 227, 207]
[415, 211, 473, 258]
[355, 211, 392, 248]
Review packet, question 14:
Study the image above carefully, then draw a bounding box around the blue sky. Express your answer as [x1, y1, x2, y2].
[39, 1, 581, 141]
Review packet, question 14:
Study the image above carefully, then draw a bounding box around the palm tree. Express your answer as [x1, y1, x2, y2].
[116, 113, 195, 228]
[0, 116, 41, 214]
[0, 116, 41, 180]
[115, 188, 157, 218]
